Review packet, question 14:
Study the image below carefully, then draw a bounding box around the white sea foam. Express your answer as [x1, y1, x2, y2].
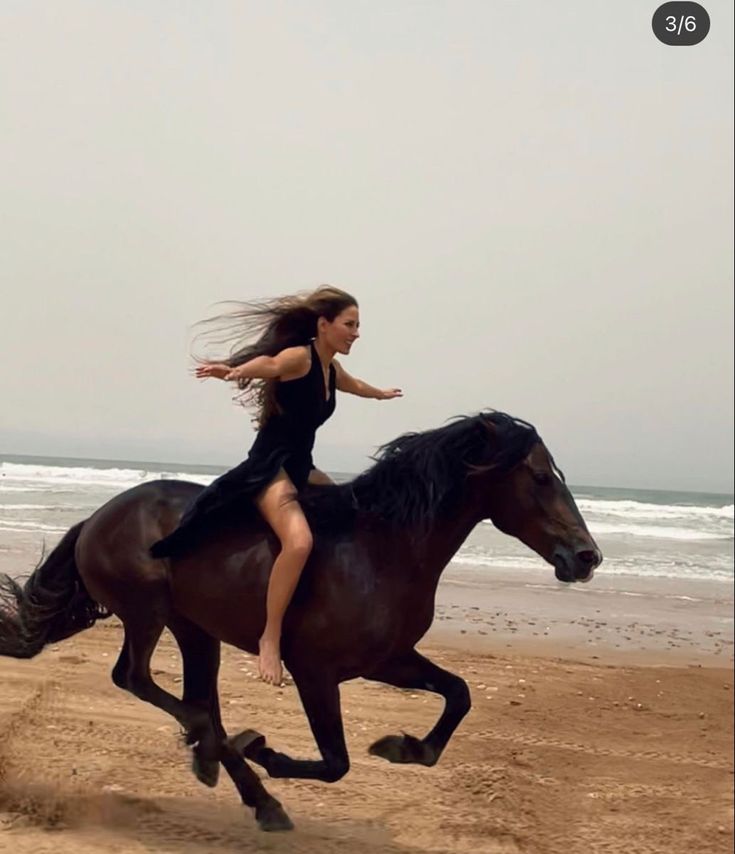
[480, 497, 733, 541]
[587, 521, 730, 541]
[576, 498, 734, 521]
[0, 503, 93, 511]
[0, 520, 69, 534]
[450, 552, 544, 571]
[449, 550, 734, 584]
[0, 462, 215, 491]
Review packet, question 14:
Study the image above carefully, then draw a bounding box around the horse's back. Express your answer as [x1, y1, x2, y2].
[75, 480, 204, 606]
[80, 479, 202, 543]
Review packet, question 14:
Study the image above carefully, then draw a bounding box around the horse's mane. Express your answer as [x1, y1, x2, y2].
[299, 411, 542, 534]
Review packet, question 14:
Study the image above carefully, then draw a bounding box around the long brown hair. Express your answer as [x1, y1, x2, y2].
[193, 286, 358, 427]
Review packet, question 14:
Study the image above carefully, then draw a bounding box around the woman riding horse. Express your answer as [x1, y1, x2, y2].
[0, 410, 601, 832]
[150, 286, 402, 684]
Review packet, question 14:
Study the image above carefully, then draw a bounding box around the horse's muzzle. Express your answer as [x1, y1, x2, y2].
[553, 543, 602, 583]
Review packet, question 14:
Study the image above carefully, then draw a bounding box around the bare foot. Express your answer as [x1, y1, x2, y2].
[258, 637, 283, 685]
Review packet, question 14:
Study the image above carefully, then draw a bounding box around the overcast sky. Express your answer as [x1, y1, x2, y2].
[1, 1, 733, 493]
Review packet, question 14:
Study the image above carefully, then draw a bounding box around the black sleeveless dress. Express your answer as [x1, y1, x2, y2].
[150, 341, 336, 558]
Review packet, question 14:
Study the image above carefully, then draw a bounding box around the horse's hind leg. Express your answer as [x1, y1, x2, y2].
[111, 630, 129, 690]
[115, 610, 218, 772]
[168, 615, 294, 832]
[365, 648, 471, 766]
[163, 615, 222, 787]
[216, 694, 294, 832]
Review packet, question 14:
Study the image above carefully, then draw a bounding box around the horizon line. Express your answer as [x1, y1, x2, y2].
[2, 450, 733, 499]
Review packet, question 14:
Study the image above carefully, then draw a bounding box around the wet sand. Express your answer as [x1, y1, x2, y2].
[434, 565, 734, 666]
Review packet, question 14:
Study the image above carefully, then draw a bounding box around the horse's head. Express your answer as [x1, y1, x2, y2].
[334, 411, 602, 584]
[474, 430, 602, 583]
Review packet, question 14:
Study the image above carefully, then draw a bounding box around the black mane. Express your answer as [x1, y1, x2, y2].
[300, 411, 541, 533]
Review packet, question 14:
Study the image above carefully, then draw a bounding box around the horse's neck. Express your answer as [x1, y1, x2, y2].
[393, 504, 481, 589]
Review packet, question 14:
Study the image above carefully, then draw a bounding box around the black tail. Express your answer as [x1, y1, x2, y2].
[0, 521, 111, 659]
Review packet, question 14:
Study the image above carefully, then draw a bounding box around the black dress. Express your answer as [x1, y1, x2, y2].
[150, 341, 336, 558]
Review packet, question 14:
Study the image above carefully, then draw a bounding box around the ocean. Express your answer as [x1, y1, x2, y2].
[1, 454, 733, 592]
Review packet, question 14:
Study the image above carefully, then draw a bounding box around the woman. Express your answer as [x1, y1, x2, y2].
[151, 286, 402, 685]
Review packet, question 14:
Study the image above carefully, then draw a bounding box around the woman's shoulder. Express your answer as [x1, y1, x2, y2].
[275, 344, 312, 381]
[277, 343, 311, 360]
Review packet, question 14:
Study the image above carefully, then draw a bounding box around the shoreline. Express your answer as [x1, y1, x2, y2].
[429, 564, 734, 668]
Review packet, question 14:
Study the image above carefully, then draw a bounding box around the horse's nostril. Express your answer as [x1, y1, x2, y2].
[577, 550, 597, 566]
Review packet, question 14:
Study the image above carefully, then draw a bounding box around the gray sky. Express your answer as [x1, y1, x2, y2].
[1, 1, 733, 492]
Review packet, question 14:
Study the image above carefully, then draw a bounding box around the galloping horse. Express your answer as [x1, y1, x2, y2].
[0, 412, 601, 831]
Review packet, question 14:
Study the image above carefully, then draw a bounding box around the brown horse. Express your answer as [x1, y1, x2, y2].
[0, 412, 601, 832]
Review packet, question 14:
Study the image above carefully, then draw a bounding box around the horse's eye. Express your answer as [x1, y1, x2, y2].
[532, 471, 551, 486]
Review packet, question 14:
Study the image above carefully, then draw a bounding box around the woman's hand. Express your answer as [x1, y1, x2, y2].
[224, 366, 242, 381]
[378, 388, 403, 400]
[194, 362, 232, 380]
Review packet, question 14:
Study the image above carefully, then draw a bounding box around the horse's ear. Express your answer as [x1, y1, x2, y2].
[477, 414, 497, 439]
[466, 415, 498, 473]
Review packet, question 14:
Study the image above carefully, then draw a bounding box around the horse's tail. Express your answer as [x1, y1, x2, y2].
[0, 520, 111, 659]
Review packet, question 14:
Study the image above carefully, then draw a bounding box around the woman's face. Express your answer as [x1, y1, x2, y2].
[321, 305, 360, 355]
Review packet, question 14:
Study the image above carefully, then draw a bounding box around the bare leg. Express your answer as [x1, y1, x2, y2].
[306, 468, 335, 486]
[256, 467, 333, 681]
[255, 470, 313, 686]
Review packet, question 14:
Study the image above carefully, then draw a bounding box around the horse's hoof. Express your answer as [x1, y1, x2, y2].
[192, 751, 220, 788]
[368, 733, 435, 766]
[256, 800, 294, 832]
[229, 728, 267, 759]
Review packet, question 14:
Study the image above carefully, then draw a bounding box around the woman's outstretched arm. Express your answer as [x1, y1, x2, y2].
[333, 361, 402, 400]
[195, 347, 310, 382]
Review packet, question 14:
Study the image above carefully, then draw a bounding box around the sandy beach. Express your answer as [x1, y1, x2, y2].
[1, 586, 733, 854]
[434, 565, 734, 667]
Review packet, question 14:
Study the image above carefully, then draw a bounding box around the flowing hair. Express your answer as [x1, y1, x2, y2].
[193, 286, 358, 427]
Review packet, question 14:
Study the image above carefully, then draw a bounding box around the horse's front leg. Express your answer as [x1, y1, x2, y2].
[366, 648, 471, 767]
[232, 670, 349, 783]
